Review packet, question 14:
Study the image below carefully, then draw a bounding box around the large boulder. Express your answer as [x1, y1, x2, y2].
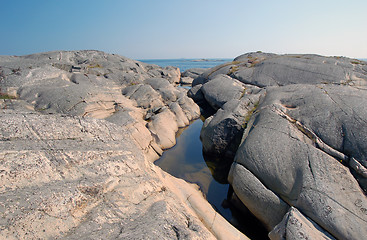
[229, 84, 367, 240]
[182, 68, 206, 79]
[188, 52, 367, 239]
[187, 84, 205, 103]
[200, 90, 263, 158]
[147, 108, 179, 149]
[228, 162, 290, 231]
[122, 84, 165, 109]
[145, 77, 180, 103]
[176, 90, 201, 121]
[201, 74, 246, 110]
[180, 76, 194, 85]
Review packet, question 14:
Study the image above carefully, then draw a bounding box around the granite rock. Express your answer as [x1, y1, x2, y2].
[188, 52, 367, 239]
[0, 51, 247, 240]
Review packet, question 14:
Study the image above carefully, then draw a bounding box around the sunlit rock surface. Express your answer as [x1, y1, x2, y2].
[190, 52, 367, 239]
[0, 50, 247, 240]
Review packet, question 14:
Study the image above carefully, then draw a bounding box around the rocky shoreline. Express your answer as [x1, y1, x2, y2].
[1, 50, 366, 239]
[190, 52, 367, 239]
[0, 51, 246, 239]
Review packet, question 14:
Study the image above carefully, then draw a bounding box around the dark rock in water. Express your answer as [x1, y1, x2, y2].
[200, 91, 263, 158]
[188, 52, 367, 240]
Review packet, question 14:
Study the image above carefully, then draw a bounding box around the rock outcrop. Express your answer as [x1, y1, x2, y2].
[180, 68, 207, 86]
[0, 50, 247, 239]
[190, 52, 367, 239]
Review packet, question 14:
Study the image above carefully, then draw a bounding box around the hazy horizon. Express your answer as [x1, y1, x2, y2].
[1, 0, 367, 59]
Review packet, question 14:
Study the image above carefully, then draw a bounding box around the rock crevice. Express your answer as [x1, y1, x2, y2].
[0, 50, 247, 239]
[189, 52, 367, 239]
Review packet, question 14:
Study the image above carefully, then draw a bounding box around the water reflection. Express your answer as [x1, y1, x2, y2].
[154, 119, 233, 219]
[154, 118, 268, 239]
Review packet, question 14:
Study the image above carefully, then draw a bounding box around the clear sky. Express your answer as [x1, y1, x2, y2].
[1, 0, 366, 59]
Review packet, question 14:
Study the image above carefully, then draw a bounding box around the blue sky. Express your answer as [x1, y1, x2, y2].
[1, 0, 366, 59]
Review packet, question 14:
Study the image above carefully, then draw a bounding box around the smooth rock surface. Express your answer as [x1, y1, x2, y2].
[180, 76, 194, 85]
[0, 50, 246, 240]
[201, 74, 246, 110]
[182, 68, 206, 79]
[232, 86, 367, 239]
[188, 52, 367, 239]
[228, 162, 290, 231]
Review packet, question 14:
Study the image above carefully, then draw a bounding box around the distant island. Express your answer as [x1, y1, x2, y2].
[189, 59, 227, 62]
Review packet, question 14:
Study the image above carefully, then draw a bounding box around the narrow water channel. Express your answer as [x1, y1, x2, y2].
[155, 119, 231, 218]
[154, 118, 269, 239]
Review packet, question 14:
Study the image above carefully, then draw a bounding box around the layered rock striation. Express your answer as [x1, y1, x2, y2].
[189, 52, 367, 239]
[0, 51, 247, 239]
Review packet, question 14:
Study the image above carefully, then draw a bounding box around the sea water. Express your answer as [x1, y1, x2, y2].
[142, 58, 235, 220]
[141, 58, 268, 238]
[139, 58, 231, 71]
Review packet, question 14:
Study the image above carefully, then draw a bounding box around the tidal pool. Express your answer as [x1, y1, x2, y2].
[154, 118, 268, 239]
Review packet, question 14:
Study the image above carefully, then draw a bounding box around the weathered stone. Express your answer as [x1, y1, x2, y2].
[0, 51, 249, 240]
[169, 102, 189, 128]
[191, 52, 367, 239]
[182, 68, 206, 79]
[180, 76, 194, 85]
[232, 84, 367, 240]
[145, 77, 180, 103]
[228, 162, 290, 231]
[269, 207, 335, 240]
[0, 110, 213, 239]
[201, 74, 246, 110]
[128, 84, 164, 109]
[147, 108, 178, 149]
[177, 92, 201, 121]
[200, 91, 263, 157]
[145, 77, 172, 89]
[187, 84, 204, 103]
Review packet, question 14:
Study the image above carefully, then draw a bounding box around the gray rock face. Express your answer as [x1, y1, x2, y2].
[182, 68, 206, 79]
[228, 162, 290, 231]
[269, 207, 335, 240]
[236, 90, 364, 237]
[201, 74, 246, 110]
[187, 84, 204, 103]
[188, 52, 367, 239]
[200, 91, 263, 158]
[123, 84, 165, 109]
[193, 52, 367, 88]
[229, 84, 367, 239]
[180, 76, 194, 85]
